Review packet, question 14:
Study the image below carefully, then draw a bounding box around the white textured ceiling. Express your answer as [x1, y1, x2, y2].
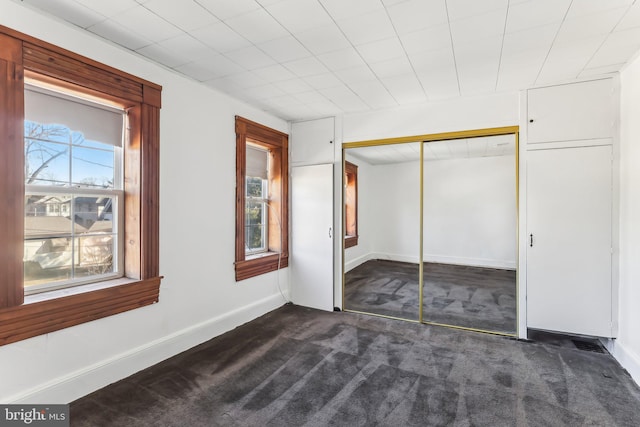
[15, 0, 640, 121]
[347, 134, 515, 165]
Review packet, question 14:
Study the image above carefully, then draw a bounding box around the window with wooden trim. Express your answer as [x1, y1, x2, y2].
[345, 161, 358, 248]
[0, 25, 162, 346]
[235, 116, 289, 281]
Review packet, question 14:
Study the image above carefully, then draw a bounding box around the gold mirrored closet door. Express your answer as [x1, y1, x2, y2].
[342, 142, 421, 322]
[421, 133, 518, 335]
[343, 127, 519, 335]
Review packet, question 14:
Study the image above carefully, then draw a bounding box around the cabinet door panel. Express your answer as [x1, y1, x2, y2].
[291, 117, 334, 165]
[528, 79, 614, 144]
[527, 146, 612, 337]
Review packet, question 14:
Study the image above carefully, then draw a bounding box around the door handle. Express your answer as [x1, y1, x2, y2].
[530, 233, 534, 247]
[329, 227, 332, 239]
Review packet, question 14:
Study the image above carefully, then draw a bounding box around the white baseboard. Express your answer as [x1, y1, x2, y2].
[423, 254, 516, 270]
[603, 339, 640, 387]
[346, 252, 515, 271]
[9, 293, 287, 404]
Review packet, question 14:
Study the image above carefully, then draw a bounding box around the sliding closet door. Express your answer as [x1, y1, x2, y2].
[422, 136, 517, 334]
[343, 143, 421, 321]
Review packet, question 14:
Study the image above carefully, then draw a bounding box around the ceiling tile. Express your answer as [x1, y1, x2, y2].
[337, 9, 396, 45]
[454, 36, 503, 67]
[294, 24, 352, 55]
[242, 83, 286, 100]
[496, 48, 547, 91]
[156, 34, 213, 64]
[293, 90, 331, 104]
[537, 35, 607, 83]
[386, 0, 448, 35]
[23, 0, 105, 28]
[369, 56, 414, 79]
[501, 23, 559, 57]
[566, 0, 634, 19]
[283, 57, 328, 77]
[87, 20, 151, 50]
[194, 54, 246, 79]
[416, 66, 460, 100]
[505, 0, 571, 34]
[196, 0, 261, 20]
[319, 85, 369, 112]
[356, 37, 405, 63]
[303, 72, 344, 89]
[111, 5, 182, 42]
[409, 47, 456, 73]
[399, 24, 452, 54]
[143, 0, 219, 31]
[579, 63, 625, 78]
[588, 27, 640, 68]
[136, 43, 189, 68]
[450, 9, 507, 46]
[349, 80, 398, 109]
[317, 48, 367, 71]
[252, 64, 297, 82]
[319, 0, 382, 20]
[616, 3, 640, 31]
[74, 0, 138, 18]
[274, 78, 314, 94]
[446, 0, 507, 22]
[381, 73, 427, 104]
[266, 0, 334, 33]
[225, 8, 289, 43]
[457, 61, 499, 96]
[224, 46, 275, 69]
[555, 7, 628, 44]
[333, 66, 378, 84]
[257, 36, 311, 63]
[191, 22, 252, 52]
[212, 71, 268, 89]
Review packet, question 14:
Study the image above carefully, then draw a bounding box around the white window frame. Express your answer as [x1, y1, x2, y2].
[23, 85, 125, 295]
[245, 175, 269, 256]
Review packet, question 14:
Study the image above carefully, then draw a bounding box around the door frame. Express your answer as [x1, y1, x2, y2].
[341, 126, 520, 336]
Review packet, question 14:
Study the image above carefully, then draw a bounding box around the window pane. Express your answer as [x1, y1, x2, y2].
[24, 237, 73, 288]
[75, 235, 114, 278]
[245, 201, 266, 252]
[25, 138, 69, 186]
[72, 146, 115, 188]
[246, 177, 264, 198]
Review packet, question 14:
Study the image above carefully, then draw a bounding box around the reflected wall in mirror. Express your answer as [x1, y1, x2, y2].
[343, 143, 421, 321]
[422, 134, 517, 334]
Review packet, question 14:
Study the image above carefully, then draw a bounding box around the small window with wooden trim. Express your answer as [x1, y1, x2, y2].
[345, 160, 358, 248]
[0, 26, 162, 346]
[235, 116, 289, 281]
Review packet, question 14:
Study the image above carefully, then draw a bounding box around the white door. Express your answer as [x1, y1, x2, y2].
[291, 164, 334, 311]
[290, 118, 335, 165]
[527, 145, 612, 337]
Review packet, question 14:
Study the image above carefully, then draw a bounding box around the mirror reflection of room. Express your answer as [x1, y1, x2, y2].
[343, 142, 421, 321]
[422, 135, 517, 334]
[343, 134, 517, 334]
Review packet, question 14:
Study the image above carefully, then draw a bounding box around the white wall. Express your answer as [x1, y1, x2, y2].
[423, 155, 517, 269]
[611, 54, 640, 385]
[0, 2, 289, 403]
[345, 155, 516, 271]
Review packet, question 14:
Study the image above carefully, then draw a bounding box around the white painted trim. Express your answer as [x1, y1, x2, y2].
[8, 294, 287, 404]
[346, 251, 515, 271]
[423, 254, 516, 270]
[603, 339, 640, 387]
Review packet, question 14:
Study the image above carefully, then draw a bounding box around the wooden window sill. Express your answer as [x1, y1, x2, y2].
[345, 235, 359, 248]
[0, 277, 161, 346]
[236, 253, 289, 281]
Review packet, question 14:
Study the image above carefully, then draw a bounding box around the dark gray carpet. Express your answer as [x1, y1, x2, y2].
[344, 260, 516, 334]
[70, 305, 640, 426]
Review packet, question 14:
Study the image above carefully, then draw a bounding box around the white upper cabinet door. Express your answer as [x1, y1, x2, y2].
[526, 145, 613, 337]
[527, 79, 614, 144]
[291, 117, 335, 165]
